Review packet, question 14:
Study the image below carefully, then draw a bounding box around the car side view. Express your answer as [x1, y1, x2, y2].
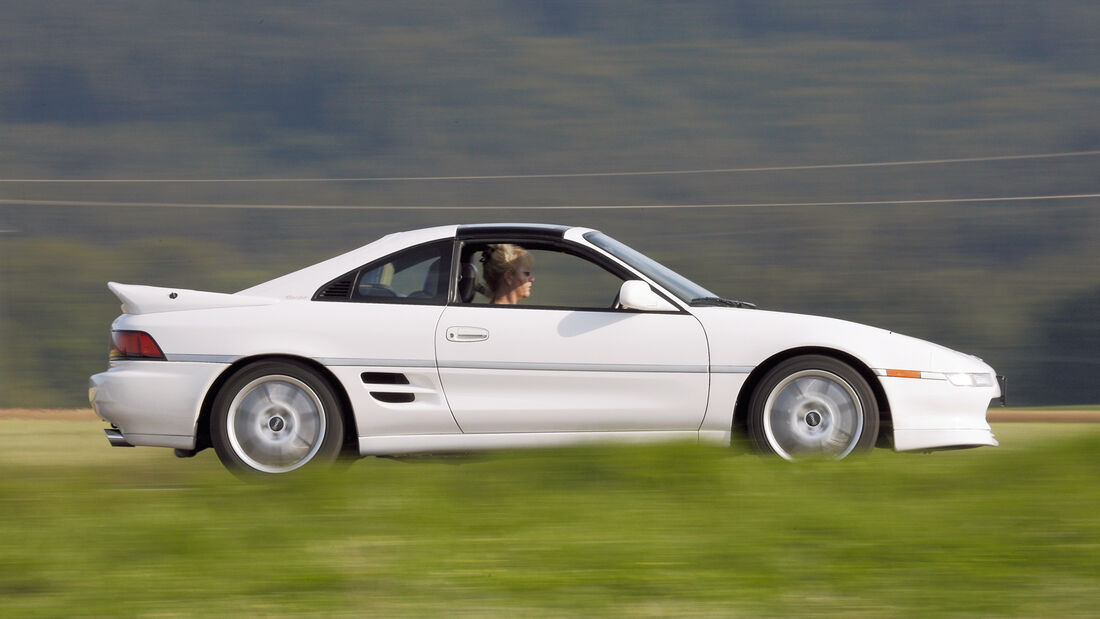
[89, 224, 1004, 475]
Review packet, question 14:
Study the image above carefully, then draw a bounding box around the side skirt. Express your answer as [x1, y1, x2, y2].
[359, 430, 719, 456]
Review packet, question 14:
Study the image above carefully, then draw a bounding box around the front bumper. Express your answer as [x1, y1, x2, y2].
[878, 371, 1002, 452]
[88, 361, 227, 450]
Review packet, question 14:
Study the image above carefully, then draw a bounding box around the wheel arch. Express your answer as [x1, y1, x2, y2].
[195, 354, 359, 455]
[732, 346, 893, 447]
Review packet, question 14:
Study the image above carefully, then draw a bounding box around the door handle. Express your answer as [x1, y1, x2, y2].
[445, 326, 489, 342]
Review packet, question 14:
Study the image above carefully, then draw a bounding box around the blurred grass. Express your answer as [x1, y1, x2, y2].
[1, 419, 1098, 617]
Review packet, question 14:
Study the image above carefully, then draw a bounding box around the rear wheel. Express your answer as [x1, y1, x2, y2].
[747, 355, 879, 460]
[211, 360, 345, 476]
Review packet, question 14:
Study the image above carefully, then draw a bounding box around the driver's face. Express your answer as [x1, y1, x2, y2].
[510, 263, 534, 298]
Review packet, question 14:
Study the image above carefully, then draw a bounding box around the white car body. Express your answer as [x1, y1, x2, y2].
[89, 224, 1001, 473]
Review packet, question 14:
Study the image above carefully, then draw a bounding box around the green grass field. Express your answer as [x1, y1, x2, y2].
[2, 418, 1098, 617]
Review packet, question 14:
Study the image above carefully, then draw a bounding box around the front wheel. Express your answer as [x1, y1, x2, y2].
[211, 360, 345, 476]
[747, 355, 879, 460]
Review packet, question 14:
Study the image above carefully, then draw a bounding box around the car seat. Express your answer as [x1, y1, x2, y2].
[457, 262, 479, 303]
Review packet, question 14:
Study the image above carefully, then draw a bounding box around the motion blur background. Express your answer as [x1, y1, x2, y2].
[3, 5, 1099, 616]
[2, 0, 1098, 407]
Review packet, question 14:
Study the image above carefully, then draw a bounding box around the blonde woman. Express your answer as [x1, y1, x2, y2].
[480, 244, 535, 304]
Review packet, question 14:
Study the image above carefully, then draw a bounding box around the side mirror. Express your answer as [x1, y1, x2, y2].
[618, 280, 677, 312]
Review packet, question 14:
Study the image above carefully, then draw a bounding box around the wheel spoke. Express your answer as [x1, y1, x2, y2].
[802, 376, 826, 396]
[238, 390, 265, 420]
[772, 390, 798, 416]
[265, 381, 297, 407]
[237, 432, 261, 456]
[288, 389, 315, 415]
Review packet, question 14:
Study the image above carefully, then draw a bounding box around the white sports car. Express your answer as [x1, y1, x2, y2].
[89, 224, 1003, 475]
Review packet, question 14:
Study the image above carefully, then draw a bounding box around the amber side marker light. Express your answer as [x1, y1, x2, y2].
[885, 369, 923, 379]
[110, 330, 166, 361]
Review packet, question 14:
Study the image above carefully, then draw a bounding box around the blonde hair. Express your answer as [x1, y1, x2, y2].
[480, 244, 531, 295]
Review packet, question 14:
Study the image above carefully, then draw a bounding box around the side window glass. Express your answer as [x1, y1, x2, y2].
[462, 244, 624, 310]
[353, 240, 451, 304]
[528, 249, 624, 308]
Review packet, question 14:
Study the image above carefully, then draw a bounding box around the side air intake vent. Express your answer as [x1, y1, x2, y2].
[370, 392, 415, 404]
[361, 372, 409, 385]
[362, 372, 416, 403]
[315, 273, 355, 300]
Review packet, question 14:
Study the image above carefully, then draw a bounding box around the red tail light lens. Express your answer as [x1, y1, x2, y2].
[110, 331, 166, 361]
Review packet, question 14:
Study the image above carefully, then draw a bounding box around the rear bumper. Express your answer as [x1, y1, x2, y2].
[88, 361, 227, 450]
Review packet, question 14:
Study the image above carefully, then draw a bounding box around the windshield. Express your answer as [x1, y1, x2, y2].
[583, 231, 715, 302]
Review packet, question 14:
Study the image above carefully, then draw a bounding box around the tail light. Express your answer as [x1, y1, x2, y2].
[110, 331, 166, 361]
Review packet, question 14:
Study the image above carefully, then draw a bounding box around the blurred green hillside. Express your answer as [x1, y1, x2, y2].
[2, 1, 1098, 406]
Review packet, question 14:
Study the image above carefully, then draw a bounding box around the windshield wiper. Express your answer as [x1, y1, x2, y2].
[689, 296, 757, 309]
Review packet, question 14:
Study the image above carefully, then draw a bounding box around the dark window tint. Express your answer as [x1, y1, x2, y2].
[315, 240, 453, 304]
[354, 240, 452, 304]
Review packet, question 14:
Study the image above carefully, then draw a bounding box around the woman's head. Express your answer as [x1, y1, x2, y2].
[481, 244, 534, 303]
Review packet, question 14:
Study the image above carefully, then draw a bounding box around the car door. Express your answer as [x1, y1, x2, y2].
[435, 241, 709, 434]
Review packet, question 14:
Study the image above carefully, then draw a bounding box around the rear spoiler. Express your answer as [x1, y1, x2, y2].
[108, 282, 279, 315]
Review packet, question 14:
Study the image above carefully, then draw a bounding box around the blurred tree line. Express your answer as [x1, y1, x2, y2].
[1, 0, 1098, 406]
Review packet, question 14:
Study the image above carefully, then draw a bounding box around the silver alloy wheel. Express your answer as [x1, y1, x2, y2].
[225, 374, 327, 474]
[762, 369, 864, 461]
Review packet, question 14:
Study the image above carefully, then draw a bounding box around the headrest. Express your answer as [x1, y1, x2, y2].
[422, 259, 442, 295]
[458, 262, 479, 303]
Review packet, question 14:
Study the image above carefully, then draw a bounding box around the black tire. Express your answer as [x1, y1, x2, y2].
[210, 360, 345, 476]
[747, 355, 879, 460]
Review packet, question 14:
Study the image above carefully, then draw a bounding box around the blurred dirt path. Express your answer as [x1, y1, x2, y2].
[987, 409, 1100, 422]
[0, 409, 98, 421]
[2, 408, 1098, 422]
